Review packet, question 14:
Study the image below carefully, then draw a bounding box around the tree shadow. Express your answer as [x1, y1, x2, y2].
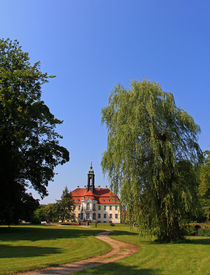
[0, 244, 61, 258]
[151, 237, 210, 246]
[78, 262, 159, 275]
[0, 226, 105, 242]
[184, 238, 210, 245]
[109, 230, 138, 237]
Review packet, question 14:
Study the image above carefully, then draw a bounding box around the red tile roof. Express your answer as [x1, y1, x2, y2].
[71, 187, 120, 204]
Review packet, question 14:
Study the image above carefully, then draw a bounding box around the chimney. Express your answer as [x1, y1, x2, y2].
[77, 186, 79, 188]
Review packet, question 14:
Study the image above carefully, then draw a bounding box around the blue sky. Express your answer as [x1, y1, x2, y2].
[1, 0, 210, 203]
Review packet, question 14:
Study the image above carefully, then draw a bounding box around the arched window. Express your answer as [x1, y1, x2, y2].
[89, 177, 92, 185]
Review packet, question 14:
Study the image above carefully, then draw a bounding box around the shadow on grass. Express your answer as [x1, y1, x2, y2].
[151, 237, 210, 246]
[0, 227, 138, 242]
[184, 238, 210, 245]
[79, 262, 159, 275]
[0, 226, 105, 242]
[109, 230, 138, 237]
[0, 244, 61, 258]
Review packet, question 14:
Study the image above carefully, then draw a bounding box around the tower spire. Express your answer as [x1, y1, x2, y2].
[87, 161, 95, 192]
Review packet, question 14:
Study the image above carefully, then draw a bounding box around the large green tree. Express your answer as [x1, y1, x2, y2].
[199, 151, 210, 221]
[0, 39, 69, 224]
[101, 80, 202, 241]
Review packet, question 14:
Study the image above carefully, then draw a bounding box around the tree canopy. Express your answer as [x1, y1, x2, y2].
[199, 151, 210, 221]
[0, 39, 69, 224]
[101, 80, 202, 241]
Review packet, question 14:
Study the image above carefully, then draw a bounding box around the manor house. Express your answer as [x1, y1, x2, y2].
[71, 163, 120, 223]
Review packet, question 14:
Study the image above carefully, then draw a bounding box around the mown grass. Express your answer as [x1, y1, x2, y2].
[77, 224, 210, 275]
[0, 225, 110, 274]
[1, 223, 209, 275]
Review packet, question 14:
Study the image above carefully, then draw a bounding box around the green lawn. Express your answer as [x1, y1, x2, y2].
[0, 225, 110, 274]
[77, 224, 210, 275]
[1, 224, 209, 275]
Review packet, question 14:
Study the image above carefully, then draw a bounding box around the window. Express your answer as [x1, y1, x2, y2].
[93, 213, 96, 220]
[104, 214, 106, 219]
[98, 213, 101, 219]
[115, 205, 118, 211]
[81, 213, 83, 220]
[104, 205, 106, 210]
[79, 205, 80, 210]
[98, 205, 101, 210]
[93, 204, 96, 211]
[102, 199, 105, 202]
[107, 199, 110, 202]
[115, 214, 118, 219]
[110, 205, 112, 210]
[86, 202, 90, 210]
[109, 214, 112, 218]
[86, 213, 90, 219]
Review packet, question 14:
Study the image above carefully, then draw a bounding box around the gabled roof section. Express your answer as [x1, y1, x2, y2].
[71, 188, 86, 197]
[71, 187, 120, 204]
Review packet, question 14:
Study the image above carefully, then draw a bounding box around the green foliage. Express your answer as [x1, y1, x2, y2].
[33, 187, 74, 223]
[199, 151, 210, 220]
[33, 203, 59, 223]
[101, 80, 202, 241]
[0, 39, 69, 224]
[33, 205, 47, 223]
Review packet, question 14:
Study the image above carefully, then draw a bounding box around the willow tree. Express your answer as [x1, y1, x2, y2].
[101, 80, 202, 241]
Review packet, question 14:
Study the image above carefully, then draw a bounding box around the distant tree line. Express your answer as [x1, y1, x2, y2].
[33, 187, 75, 223]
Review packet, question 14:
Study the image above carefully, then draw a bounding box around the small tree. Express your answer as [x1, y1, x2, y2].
[101, 80, 202, 241]
[33, 205, 47, 223]
[57, 187, 74, 222]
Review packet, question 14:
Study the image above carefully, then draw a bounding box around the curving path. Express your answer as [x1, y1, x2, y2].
[18, 230, 139, 275]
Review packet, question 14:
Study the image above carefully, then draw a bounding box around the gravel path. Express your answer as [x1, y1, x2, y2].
[17, 230, 139, 275]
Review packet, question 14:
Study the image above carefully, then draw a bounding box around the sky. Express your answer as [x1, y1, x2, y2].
[1, 0, 210, 203]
